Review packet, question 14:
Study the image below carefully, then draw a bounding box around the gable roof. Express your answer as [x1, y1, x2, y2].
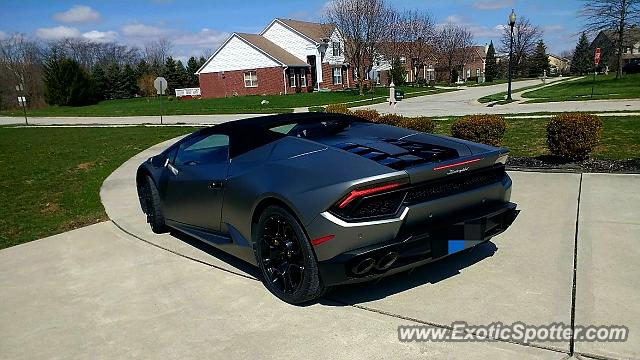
[235, 33, 308, 67]
[273, 18, 335, 43]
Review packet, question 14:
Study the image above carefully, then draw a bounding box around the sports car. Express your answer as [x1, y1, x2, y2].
[136, 113, 518, 304]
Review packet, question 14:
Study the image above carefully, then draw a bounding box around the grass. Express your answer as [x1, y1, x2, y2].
[0, 126, 199, 249]
[522, 73, 640, 102]
[0, 86, 449, 117]
[432, 116, 640, 159]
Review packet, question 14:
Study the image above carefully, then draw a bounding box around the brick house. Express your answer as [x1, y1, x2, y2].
[197, 19, 351, 98]
[590, 27, 640, 70]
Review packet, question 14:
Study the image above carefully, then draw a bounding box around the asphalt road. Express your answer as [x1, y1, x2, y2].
[1, 140, 638, 359]
[358, 78, 640, 117]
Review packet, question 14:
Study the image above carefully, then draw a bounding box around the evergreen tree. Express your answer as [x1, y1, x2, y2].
[163, 57, 180, 94]
[176, 60, 189, 88]
[529, 40, 551, 77]
[571, 32, 592, 75]
[390, 58, 407, 85]
[105, 62, 124, 99]
[186, 56, 200, 87]
[136, 59, 150, 79]
[91, 64, 107, 101]
[485, 41, 498, 82]
[43, 58, 96, 106]
[122, 64, 139, 98]
[198, 56, 207, 69]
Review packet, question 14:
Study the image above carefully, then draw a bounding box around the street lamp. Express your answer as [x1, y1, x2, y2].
[506, 9, 517, 101]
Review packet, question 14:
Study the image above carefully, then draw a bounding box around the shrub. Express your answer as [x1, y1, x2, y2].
[546, 113, 603, 160]
[325, 103, 351, 114]
[351, 109, 380, 122]
[397, 116, 435, 133]
[451, 115, 507, 146]
[375, 113, 404, 126]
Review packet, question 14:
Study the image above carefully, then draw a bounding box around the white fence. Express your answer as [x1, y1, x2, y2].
[174, 88, 201, 97]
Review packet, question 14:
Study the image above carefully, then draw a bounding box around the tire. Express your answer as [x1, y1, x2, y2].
[254, 205, 327, 304]
[141, 176, 168, 234]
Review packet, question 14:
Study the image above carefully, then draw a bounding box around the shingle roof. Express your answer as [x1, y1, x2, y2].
[235, 33, 308, 67]
[277, 19, 335, 43]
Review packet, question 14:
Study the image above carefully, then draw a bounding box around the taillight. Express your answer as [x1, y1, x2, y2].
[338, 182, 402, 209]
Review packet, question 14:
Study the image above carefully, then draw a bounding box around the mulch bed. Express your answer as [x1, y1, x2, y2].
[506, 156, 640, 174]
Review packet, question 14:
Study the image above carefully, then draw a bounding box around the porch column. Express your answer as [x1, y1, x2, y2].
[315, 52, 323, 90]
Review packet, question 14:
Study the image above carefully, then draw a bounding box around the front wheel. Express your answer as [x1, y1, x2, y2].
[140, 176, 168, 234]
[255, 205, 326, 304]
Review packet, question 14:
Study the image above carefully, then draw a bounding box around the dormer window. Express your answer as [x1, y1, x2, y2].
[332, 42, 342, 57]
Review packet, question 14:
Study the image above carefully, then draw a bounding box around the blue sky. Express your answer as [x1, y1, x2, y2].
[0, 0, 584, 60]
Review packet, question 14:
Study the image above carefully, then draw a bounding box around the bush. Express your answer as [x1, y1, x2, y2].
[546, 113, 603, 160]
[397, 116, 435, 133]
[375, 113, 404, 126]
[451, 115, 507, 146]
[416, 77, 428, 87]
[351, 109, 380, 122]
[325, 103, 351, 114]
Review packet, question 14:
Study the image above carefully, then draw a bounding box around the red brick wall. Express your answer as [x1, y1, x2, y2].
[321, 64, 350, 91]
[199, 66, 287, 98]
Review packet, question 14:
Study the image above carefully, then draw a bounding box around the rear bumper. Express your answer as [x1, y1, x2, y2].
[317, 202, 519, 286]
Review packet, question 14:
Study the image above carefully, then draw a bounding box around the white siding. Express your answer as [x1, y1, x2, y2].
[323, 29, 346, 65]
[262, 21, 316, 62]
[199, 35, 279, 74]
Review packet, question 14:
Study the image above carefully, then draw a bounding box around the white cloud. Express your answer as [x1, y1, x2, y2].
[36, 26, 81, 40]
[472, 0, 515, 10]
[82, 30, 118, 43]
[173, 28, 229, 47]
[53, 5, 101, 24]
[121, 23, 168, 38]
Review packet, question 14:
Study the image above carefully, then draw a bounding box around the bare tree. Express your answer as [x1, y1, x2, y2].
[500, 16, 542, 77]
[46, 38, 140, 70]
[386, 9, 435, 81]
[434, 22, 473, 83]
[325, 0, 393, 95]
[580, 0, 640, 78]
[0, 34, 46, 109]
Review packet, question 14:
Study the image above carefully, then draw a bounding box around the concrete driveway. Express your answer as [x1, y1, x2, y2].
[1, 141, 639, 359]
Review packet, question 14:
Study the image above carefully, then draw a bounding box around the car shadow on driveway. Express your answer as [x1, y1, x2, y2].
[321, 241, 498, 306]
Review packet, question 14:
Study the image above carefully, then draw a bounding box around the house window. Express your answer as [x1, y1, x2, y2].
[332, 41, 342, 57]
[289, 69, 296, 87]
[400, 57, 406, 64]
[332, 67, 342, 84]
[244, 71, 257, 87]
[300, 68, 307, 87]
[476, 68, 480, 76]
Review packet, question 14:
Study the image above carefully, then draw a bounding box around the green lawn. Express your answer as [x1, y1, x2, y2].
[0, 126, 198, 249]
[432, 116, 640, 159]
[0, 86, 449, 117]
[522, 73, 640, 102]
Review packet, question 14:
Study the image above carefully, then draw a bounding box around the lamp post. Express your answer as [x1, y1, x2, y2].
[506, 9, 517, 101]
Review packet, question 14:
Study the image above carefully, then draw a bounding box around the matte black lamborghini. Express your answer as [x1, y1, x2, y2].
[136, 113, 518, 304]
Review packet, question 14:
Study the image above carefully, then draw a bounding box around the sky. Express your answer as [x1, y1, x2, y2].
[0, 0, 585, 61]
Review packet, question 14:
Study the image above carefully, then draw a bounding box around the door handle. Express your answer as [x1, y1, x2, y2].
[208, 180, 223, 189]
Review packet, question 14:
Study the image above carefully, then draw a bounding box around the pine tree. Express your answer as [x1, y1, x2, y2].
[186, 56, 200, 87]
[136, 59, 150, 79]
[105, 62, 124, 99]
[485, 41, 498, 82]
[176, 60, 188, 89]
[571, 32, 592, 75]
[390, 58, 407, 85]
[529, 40, 550, 77]
[122, 64, 138, 98]
[91, 64, 107, 101]
[198, 56, 207, 69]
[163, 57, 180, 94]
[43, 58, 96, 106]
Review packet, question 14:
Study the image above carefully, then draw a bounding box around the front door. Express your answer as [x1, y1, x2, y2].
[163, 133, 230, 233]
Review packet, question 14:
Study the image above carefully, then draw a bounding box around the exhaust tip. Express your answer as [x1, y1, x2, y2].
[375, 252, 399, 271]
[352, 257, 375, 276]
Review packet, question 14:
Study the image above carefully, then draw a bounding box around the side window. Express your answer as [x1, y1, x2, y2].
[175, 134, 229, 166]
